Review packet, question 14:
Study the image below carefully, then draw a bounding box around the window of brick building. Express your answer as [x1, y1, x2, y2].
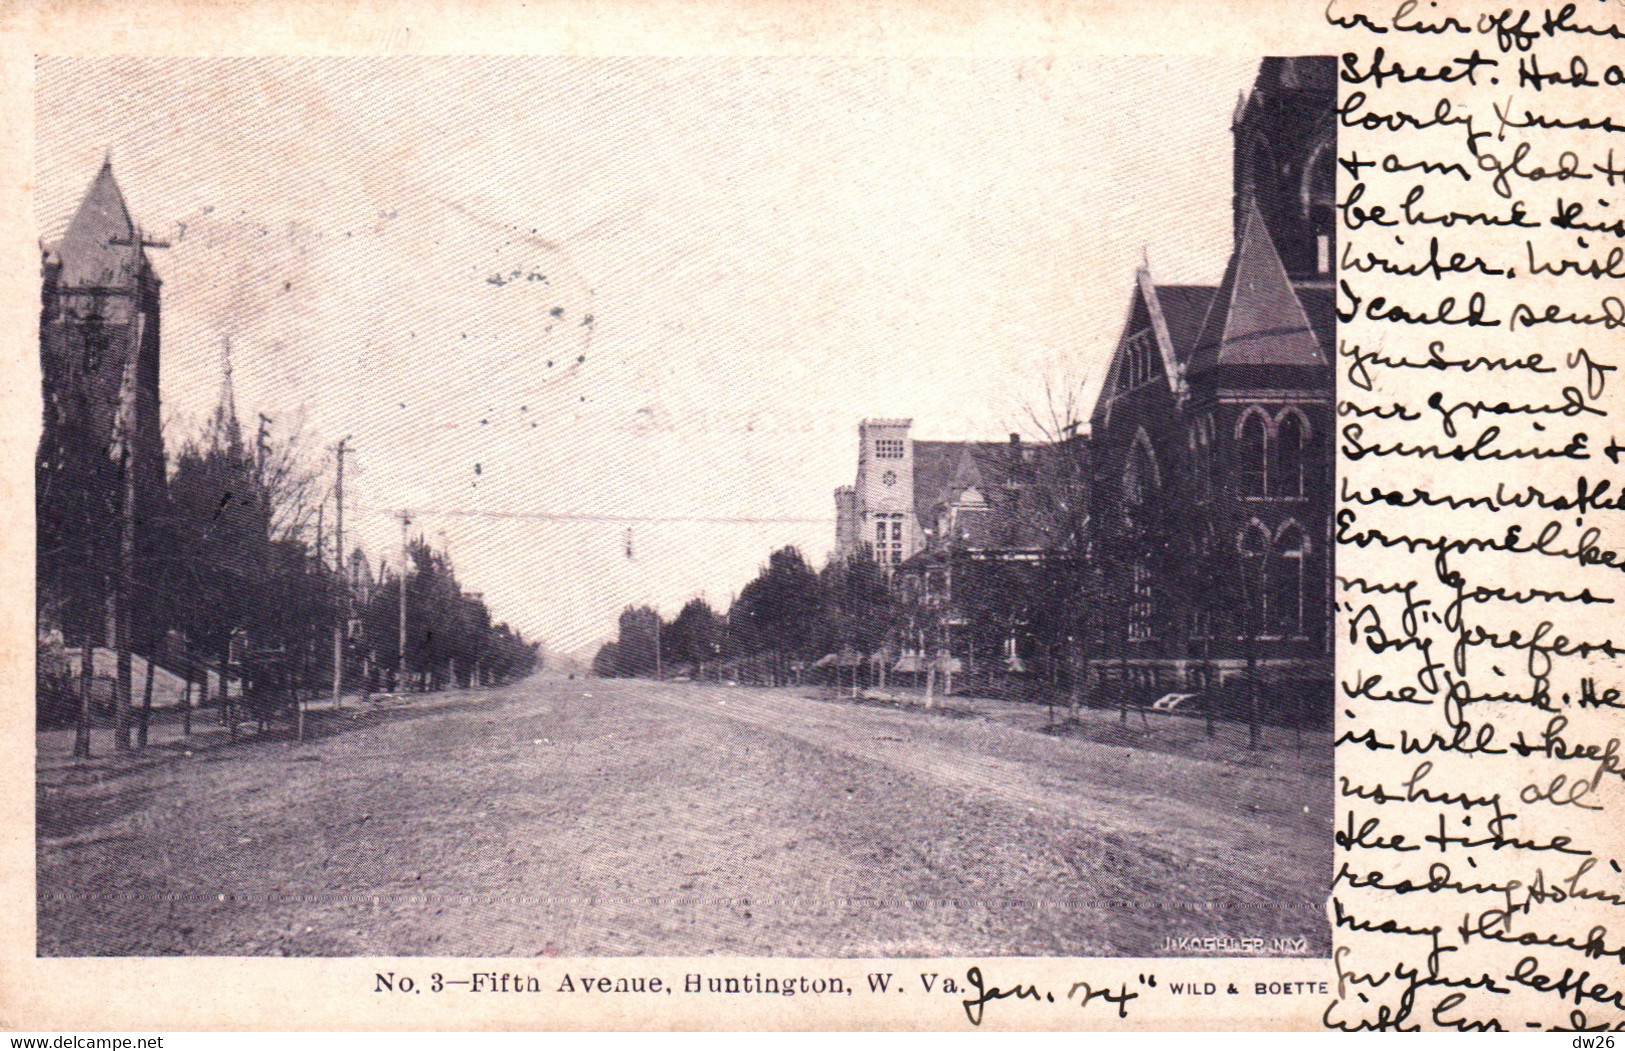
[1129, 563, 1153, 641]
[873, 513, 905, 564]
[1236, 408, 1270, 498]
[1273, 408, 1309, 499]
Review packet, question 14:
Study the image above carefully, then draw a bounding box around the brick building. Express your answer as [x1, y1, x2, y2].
[1087, 57, 1335, 716]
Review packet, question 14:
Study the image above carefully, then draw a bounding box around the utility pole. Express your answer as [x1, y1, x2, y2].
[398, 509, 410, 694]
[102, 229, 166, 752]
[110, 318, 144, 753]
[114, 414, 136, 751]
[654, 608, 662, 681]
[332, 437, 349, 709]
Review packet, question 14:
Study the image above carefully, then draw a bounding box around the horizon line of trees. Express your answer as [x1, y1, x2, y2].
[591, 546, 894, 685]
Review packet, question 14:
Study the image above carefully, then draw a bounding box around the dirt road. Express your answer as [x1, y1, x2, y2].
[37, 674, 1331, 957]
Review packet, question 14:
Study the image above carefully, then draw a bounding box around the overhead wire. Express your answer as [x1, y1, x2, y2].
[348, 503, 833, 526]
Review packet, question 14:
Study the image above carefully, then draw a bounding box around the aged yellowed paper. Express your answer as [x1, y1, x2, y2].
[2, 0, 1621, 1033]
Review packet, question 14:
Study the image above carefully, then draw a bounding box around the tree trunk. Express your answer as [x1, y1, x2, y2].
[1066, 635, 1084, 721]
[138, 654, 155, 749]
[218, 644, 230, 725]
[1117, 609, 1130, 726]
[114, 637, 132, 752]
[1203, 645, 1215, 738]
[73, 635, 93, 759]
[221, 643, 236, 741]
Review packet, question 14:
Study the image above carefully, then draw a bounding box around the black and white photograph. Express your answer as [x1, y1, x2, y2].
[34, 55, 1337, 960]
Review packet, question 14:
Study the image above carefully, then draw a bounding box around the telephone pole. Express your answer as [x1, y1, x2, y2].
[103, 227, 166, 752]
[398, 509, 410, 693]
[112, 349, 139, 752]
[332, 437, 349, 708]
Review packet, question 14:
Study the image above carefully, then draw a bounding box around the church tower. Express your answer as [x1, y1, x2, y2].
[37, 160, 166, 642]
[40, 159, 165, 496]
[1231, 57, 1337, 286]
[854, 418, 916, 565]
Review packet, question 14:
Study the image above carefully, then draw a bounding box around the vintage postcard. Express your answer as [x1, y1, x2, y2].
[2, 0, 1622, 1033]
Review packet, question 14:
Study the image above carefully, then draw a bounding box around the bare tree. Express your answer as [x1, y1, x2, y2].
[257, 412, 329, 545]
[1013, 366, 1095, 720]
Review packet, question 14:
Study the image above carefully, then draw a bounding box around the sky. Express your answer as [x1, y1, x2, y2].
[35, 56, 1257, 658]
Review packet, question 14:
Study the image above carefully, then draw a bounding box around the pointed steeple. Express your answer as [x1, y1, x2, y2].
[56, 159, 141, 290]
[206, 335, 244, 457]
[1188, 197, 1325, 374]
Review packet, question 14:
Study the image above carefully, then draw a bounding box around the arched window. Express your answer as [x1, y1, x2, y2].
[1272, 521, 1308, 637]
[1273, 408, 1309, 499]
[1301, 130, 1337, 275]
[1237, 520, 1271, 636]
[1123, 455, 1144, 507]
[1123, 431, 1160, 507]
[1189, 414, 1214, 502]
[1235, 408, 1269, 498]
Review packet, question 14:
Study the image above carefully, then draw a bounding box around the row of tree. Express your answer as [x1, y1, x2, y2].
[592, 548, 892, 683]
[37, 388, 540, 742]
[354, 537, 540, 692]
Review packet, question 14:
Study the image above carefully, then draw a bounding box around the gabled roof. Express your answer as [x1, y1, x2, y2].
[947, 445, 985, 493]
[1091, 277, 1216, 430]
[56, 160, 145, 290]
[913, 440, 1017, 523]
[1294, 285, 1337, 358]
[911, 438, 1035, 530]
[1188, 197, 1326, 373]
[911, 440, 968, 524]
[897, 434, 1084, 558]
[1153, 284, 1219, 364]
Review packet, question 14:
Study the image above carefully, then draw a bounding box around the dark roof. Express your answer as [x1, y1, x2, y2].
[1152, 284, 1218, 364]
[912, 440, 1019, 525]
[1090, 279, 1216, 430]
[1295, 285, 1336, 357]
[910, 438, 1066, 552]
[1188, 198, 1326, 373]
[911, 440, 966, 525]
[56, 161, 145, 290]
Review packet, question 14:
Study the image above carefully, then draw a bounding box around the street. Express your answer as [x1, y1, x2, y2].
[38, 674, 1331, 957]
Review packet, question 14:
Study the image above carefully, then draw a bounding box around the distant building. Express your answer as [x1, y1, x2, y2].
[37, 160, 166, 641]
[1087, 57, 1335, 713]
[832, 418, 919, 566]
[832, 416, 1088, 682]
[833, 420, 1061, 566]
